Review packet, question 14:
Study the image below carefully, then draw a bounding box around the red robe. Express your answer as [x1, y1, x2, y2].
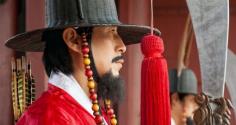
[17, 84, 109, 125]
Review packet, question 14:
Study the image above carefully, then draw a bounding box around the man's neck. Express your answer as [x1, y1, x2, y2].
[72, 69, 90, 97]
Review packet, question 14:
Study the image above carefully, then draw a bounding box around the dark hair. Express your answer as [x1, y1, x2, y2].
[42, 27, 92, 77]
[178, 93, 196, 102]
[178, 93, 189, 102]
[170, 92, 195, 103]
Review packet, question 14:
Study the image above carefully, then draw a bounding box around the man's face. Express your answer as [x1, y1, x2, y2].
[90, 26, 126, 103]
[62, 26, 126, 103]
[171, 93, 186, 125]
[91, 26, 126, 77]
[183, 95, 198, 119]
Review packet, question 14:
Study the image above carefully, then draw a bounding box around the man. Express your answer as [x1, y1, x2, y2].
[178, 69, 199, 125]
[169, 69, 185, 125]
[5, 0, 160, 125]
[169, 68, 198, 125]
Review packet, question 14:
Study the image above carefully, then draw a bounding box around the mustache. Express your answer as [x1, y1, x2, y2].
[112, 55, 124, 63]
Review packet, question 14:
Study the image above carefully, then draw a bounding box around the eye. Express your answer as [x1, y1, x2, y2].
[110, 27, 117, 32]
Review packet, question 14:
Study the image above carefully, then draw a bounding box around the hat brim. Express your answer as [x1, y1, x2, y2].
[5, 24, 161, 52]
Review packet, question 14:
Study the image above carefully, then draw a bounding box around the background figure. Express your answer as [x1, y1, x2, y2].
[169, 68, 199, 125]
[169, 69, 185, 125]
[178, 68, 199, 124]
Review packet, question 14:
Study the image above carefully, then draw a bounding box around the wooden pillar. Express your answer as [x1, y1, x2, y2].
[26, 0, 47, 98]
[0, 0, 16, 124]
[118, 0, 150, 125]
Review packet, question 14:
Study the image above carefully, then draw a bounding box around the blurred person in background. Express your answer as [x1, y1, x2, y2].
[169, 68, 199, 125]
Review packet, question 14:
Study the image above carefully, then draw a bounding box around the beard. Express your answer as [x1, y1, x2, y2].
[97, 71, 125, 104]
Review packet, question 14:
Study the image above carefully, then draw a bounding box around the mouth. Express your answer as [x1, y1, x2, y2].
[114, 59, 124, 70]
[115, 59, 124, 68]
[112, 56, 124, 69]
[115, 59, 124, 64]
[112, 55, 124, 63]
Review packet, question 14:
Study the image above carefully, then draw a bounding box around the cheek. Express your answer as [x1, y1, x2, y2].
[91, 43, 114, 76]
[176, 103, 183, 111]
[184, 102, 195, 115]
[94, 55, 111, 75]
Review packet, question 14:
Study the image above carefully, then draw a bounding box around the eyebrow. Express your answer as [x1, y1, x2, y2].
[105, 26, 117, 30]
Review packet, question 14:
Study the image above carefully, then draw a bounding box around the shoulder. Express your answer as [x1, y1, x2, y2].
[16, 85, 78, 125]
[17, 84, 95, 125]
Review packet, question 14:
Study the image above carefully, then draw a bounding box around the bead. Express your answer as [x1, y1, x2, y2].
[92, 104, 99, 112]
[83, 54, 89, 58]
[85, 66, 91, 69]
[107, 109, 114, 116]
[82, 42, 88, 46]
[95, 116, 103, 124]
[82, 34, 86, 39]
[82, 47, 89, 54]
[105, 99, 111, 105]
[82, 38, 87, 42]
[88, 77, 93, 80]
[85, 69, 93, 77]
[92, 100, 98, 104]
[90, 93, 97, 100]
[88, 81, 95, 89]
[93, 111, 100, 116]
[111, 118, 117, 125]
[84, 58, 91, 65]
[106, 105, 111, 109]
[82, 44, 88, 48]
[100, 123, 105, 125]
[89, 88, 95, 94]
[111, 114, 116, 118]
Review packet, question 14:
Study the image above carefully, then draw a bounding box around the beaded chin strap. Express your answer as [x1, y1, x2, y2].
[81, 32, 117, 125]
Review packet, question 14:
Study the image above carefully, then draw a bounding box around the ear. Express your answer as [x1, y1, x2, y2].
[171, 93, 180, 106]
[63, 27, 82, 53]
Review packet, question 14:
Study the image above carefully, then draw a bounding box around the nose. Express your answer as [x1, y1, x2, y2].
[115, 35, 126, 54]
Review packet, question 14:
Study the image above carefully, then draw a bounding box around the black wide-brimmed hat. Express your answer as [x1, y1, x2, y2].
[5, 0, 160, 52]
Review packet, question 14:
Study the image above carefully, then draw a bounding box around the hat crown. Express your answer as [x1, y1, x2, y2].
[5, 0, 161, 52]
[178, 69, 198, 94]
[46, 0, 120, 28]
[168, 69, 178, 93]
[168, 68, 198, 94]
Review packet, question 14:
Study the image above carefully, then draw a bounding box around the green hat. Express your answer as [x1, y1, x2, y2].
[168, 69, 178, 93]
[5, 0, 160, 52]
[177, 68, 198, 94]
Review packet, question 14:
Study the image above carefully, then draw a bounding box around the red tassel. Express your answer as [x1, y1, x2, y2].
[141, 34, 171, 125]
